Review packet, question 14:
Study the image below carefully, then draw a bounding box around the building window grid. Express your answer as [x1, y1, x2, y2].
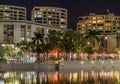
[3, 24, 14, 43]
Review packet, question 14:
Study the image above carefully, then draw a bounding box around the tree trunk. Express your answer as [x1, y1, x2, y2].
[56, 49, 60, 60]
[88, 54, 92, 60]
[36, 53, 40, 62]
[46, 52, 49, 62]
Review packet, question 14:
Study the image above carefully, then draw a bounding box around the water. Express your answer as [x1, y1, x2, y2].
[0, 70, 120, 84]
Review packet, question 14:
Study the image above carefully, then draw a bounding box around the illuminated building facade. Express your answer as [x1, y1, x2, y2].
[77, 13, 120, 52]
[0, 5, 26, 20]
[32, 6, 67, 29]
[0, 20, 62, 45]
[0, 5, 64, 46]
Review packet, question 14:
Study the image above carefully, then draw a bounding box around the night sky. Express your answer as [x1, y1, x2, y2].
[0, 0, 120, 29]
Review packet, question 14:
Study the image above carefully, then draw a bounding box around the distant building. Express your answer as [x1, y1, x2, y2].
[31, 6, 67, 29]
[0, 5, 26, 20]
[0, 5, 65, 46]
[0, 20, 63, 45]
[77, 13, 120, 53]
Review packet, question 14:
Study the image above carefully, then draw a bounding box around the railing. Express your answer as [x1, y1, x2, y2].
[6, 59, 59, 64]
[7, 59, 36, 64]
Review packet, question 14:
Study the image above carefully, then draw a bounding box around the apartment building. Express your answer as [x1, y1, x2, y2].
[32, 6, 67, 29]
[0, 5, 65, 46]
[0, 5, 26, 20]
[0, 20, 63, 44]
[77, 13, 120, 52]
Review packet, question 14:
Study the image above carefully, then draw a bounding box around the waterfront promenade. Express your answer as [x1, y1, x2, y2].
[59, 60, 120, 72]
[0, 60, 120, 72]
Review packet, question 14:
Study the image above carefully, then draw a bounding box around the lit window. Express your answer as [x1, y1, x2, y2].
[81, 24, 85, 27]
[34, 14, 42, 18]
[61, 25, 64, 28]
[4, 13, 10, 16]
[105, 23, 111, 26]
[61, 19, 65, 22]
[53, 9, 55, 11]
[48, 15, 52, 18]
[92, 21, 96, 23]
[27, 38, 31, 41]
[20, 38, 24, 41]
[93, 27, 96, 29]
[92, 17, 96, 20]
[48, 21, 51, 24]
[37, 12, 42, 14]
[98, 27, 103, 30]
[4, 7, 9, 9]
[97, 20, 104, 23]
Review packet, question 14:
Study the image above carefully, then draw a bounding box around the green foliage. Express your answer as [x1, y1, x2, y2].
[0, 44, 5, 58]
[0, 58, 7, 63]
[114, 48, 120, 55]
[18, 29, 100, 61]
[47, 30, 63, 51]
[18, 40, 32, 52]
[4, 46, 16, 58]
[84, 30, 100, 60]
[31, 32, 44, 53]
[85, 30, 100, 47]
[62, 30, 77, 53]
[31, 32, 44, 62]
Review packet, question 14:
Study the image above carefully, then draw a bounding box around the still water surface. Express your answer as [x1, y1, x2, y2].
[0, 70, 120, 84]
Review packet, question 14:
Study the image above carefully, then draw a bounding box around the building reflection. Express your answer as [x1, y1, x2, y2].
[0, 70, 120, 84]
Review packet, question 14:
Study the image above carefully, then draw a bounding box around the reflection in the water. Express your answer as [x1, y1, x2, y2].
[0, 70, 120, 84]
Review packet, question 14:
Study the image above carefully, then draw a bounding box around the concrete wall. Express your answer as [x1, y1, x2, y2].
[1, 60, 120, 72]
[0, 63, 57, 72]
[59, 60, 120, 72]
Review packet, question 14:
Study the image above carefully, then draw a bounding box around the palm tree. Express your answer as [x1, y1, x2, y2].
[40, 38, 50, 61]
[47, 30, 63, 60]
[74, 32, 87, 60]
[62, 30, 77, 60]
[85, 30, 100, 60]
[0, 44, 5, 58]
[4, 46, 16, 59]
[18, 40, 31, 58]
[31, 32, 44, 62]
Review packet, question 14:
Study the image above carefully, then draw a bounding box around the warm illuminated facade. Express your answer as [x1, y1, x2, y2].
[0, 5, 26, 20]
[0, 5, 65, 45]
[0, 20, 63, 44]
[77, 13, 120, 53]
[31, 6, 67, 29]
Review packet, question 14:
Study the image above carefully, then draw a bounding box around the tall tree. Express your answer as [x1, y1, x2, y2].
[85, 30, 100, 60]
[74, 32, 87, 59]
[4, 46, 17, 59]
[0, 44, 5, 58]
[47, 30, 63, 60]
[18, 40, 32, 58]
[62, 30, 77, 60]
[31, 32, 44, 62]
[40, 38, 50, 61]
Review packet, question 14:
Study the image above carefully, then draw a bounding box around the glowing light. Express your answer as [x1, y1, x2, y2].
[92, 21, 96, 23]
[92, 17, 96, 20]
[4, 72, 9, 79]
[111, 61, 113, 63]
[97, 20, 104, 23]
[101, 61, 104, 64]
[34, 14, 42, 18]
[81, 61, 84, 64]
[61, 19, 64, 22]
[91, 61, 94, 64]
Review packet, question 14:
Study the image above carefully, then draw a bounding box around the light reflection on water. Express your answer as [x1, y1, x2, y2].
[0, 70, 120, 84]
